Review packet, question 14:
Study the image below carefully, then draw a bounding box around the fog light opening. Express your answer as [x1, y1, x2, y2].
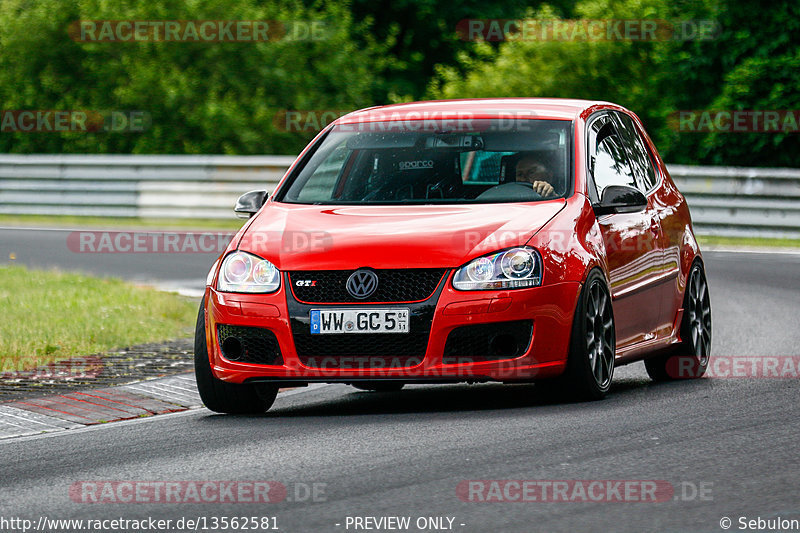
[221, 336, 243, 361]
[490, 334, 518, 358]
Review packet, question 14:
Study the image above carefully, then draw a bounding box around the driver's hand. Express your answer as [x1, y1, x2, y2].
[531, 180, 555, 197]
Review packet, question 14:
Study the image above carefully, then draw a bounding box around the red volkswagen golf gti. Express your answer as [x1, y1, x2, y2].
[195, 98, 712, 413]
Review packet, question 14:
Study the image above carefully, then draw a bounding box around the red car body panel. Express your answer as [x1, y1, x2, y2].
[203, 98, 701, 385]
[236, 201, 566, 271]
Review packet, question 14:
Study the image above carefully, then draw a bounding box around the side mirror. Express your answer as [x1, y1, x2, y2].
[234, 190, 268, 219]
[594, 185, 647, 216]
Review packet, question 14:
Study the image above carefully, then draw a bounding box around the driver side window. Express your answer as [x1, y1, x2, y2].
[591, 125, 636, 198]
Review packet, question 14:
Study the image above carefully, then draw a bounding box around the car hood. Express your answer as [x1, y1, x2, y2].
[237, 201, 566, 270]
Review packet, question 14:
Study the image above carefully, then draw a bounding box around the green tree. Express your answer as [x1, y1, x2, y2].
[428, 0, 681, 140]
[428, 0, 800, 166]
[0, 0, 388, 154]
[347, 0, 571, 101]
[661, 0, 800, 166]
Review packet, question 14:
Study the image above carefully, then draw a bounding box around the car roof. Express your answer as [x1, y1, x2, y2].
[335, 98, 614, 124]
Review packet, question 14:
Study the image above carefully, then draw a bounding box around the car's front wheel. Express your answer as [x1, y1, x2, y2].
[645, 261, 711, 381]
[194, 299, 278, 414]
[553, 270, 616, 400]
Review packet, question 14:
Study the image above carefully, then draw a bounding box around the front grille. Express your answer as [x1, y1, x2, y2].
[286, 269, 443, 369]
[217, 324, 283, 365]
[443, 320, 533, 363]
[289, 269, 447, 303]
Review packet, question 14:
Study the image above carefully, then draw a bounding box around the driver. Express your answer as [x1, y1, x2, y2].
[515, 155, 558, 197]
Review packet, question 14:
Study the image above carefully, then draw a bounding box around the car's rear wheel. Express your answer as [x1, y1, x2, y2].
[351, 382, 405, 392]
[194, 299, 278, 414]
[645, 261, 711, 381]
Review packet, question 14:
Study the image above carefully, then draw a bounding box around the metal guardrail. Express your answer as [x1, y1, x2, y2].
[0, 154, 294, 219]
[668, 164, 800, 238]
[1, 155, 798, 237]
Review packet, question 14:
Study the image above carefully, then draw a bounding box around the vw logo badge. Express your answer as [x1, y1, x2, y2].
[346, 269, 379, 299]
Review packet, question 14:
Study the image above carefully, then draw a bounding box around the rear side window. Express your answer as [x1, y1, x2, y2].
[614, 112, 657, 192]
[591, 124, 636, 197]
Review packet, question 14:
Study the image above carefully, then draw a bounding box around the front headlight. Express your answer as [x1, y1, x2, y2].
[217, 251, 280, 293]
[453, 247, 542, 290]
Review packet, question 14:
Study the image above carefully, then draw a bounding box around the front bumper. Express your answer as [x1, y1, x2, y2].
[203, 272, 580, 384]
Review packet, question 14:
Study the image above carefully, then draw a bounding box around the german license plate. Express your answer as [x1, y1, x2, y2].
[310, 308, 410, 334]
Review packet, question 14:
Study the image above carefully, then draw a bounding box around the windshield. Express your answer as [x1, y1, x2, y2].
[276, 119, 572, 204]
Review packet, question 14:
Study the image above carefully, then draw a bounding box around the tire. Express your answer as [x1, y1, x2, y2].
[645, 261, 711, 381]
[351, 382, 405, 392]
[549, 270, 615, 401]
[194, 299, 278, 414]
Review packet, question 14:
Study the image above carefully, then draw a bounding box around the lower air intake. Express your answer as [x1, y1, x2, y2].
[217, 324, 283, 366]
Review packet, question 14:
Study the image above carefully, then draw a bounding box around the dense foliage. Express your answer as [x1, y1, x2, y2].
[0, 0, 797, 166]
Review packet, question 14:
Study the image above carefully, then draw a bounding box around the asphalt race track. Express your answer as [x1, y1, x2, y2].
[0, 226, 227, 296]
[1, 226, 799, 532]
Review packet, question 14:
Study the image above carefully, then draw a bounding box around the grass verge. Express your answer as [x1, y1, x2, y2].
[0, 264, 198, 372]
[696, 234, 800, 249]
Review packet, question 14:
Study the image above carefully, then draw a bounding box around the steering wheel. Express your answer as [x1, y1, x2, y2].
[476, 181, 544, 201]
